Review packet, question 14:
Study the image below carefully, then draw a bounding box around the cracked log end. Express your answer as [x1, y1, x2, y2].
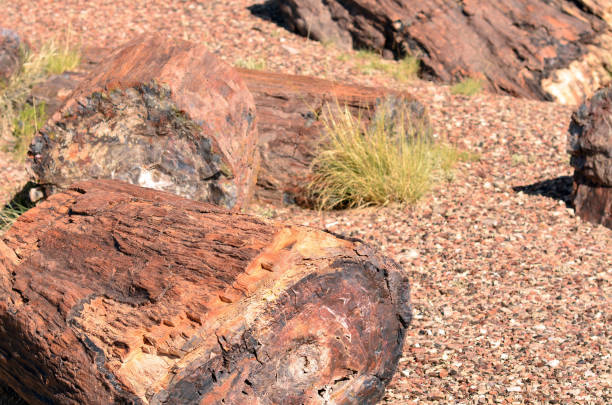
[0, 179, 411, 404]
[29, 34, 259, 210]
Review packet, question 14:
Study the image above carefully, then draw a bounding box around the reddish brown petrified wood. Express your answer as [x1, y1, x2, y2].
[276, 0, 606, 100]
[29, 34, 259, 210]
[0, 179, 411, 404]
[237, 68, 423, 205]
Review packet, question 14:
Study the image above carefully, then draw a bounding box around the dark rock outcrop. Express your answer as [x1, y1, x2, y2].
[276, 0, 611, 102]
[0, 179, 411, 404]
[29, 34, 260, 210]
[0, 28, 25, 84]
[568, 86, 612, 228]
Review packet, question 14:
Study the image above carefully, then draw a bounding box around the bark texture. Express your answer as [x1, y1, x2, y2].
[237, 68, 425, 205]
[276, 0, 609, 101]
[29, 34, 259, 210]
[0, 179, 411, 404]
[568, 86, 612, 228]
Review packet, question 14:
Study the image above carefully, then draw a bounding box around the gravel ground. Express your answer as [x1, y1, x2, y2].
[1, 1, 611, 404]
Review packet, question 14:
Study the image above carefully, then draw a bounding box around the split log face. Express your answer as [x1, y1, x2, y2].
[568, 86, 612, 228]
[0, 180, 411, 404]
[237, 68, 425, 206]
[276, 0, 607, 101]
[29, 34, 259, 210]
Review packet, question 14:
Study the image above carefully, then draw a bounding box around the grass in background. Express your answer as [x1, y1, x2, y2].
[308, 100, 463, 210]
[0, 38, 80, 160]
[234, 57, 267, 70]
[338, 50, 420, 82]
[450, 77, 483, 96]
[0, 202, 30, 235]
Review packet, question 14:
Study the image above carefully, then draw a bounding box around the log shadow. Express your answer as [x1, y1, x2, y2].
[512, 176, 573, 207]
[0, 382, 27, 405]
[247, 0, 290, 29]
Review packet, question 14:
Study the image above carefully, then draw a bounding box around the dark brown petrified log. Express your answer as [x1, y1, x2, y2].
[29, 34, 259, 210]
[276, 0, 608, 101]
[568, 86, 612, 229]
[0, 179, 411, 404]
[237, 68, 425, 205]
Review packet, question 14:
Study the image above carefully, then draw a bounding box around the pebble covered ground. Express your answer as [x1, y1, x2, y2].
[1, 0, 611, 403]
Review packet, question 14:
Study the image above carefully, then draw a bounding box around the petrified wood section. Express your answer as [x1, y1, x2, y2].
[568, 86, 612, 228]
[0, 179, 411, 404]
[276, 0, 608, 101]
[0, 28, 25, 84]
[237, 68, 425, 205]
[29, 34, 259, 210]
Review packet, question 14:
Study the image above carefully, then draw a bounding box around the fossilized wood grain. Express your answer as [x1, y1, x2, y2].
[29, 34, 259, 210]
[0, 179, 411, 404]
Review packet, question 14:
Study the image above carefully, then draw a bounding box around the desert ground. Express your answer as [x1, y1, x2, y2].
[1, 0, 610, 403]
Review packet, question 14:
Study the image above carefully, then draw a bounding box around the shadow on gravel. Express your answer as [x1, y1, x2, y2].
[513, 176, 573, 206]
[248, 0, 289, 29]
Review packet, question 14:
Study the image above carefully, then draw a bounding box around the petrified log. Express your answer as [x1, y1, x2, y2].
[237, 68, 426, 205]
[0, 179, 411, 404]
[0, 28, 25, 84]
[29, 34, 259, 210]
[276, 0, 609, 102]
[568, 86, 612, 229]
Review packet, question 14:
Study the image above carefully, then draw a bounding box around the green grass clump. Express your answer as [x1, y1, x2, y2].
[0, 39, 80, 159]
[339, 50, 420, 82]
[308, 101, 462, 210]
[450, 77, 483, 96]
[234, 57, 268, 70]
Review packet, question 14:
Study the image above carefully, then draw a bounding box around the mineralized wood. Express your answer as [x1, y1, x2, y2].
[568, 86, 612, 228]
[0, 179, 411, 404]
[29, 34, 259, 210]
[237, 68, 424, 205]
[276, 0, 608, 101]
[0, 28, 25, 83]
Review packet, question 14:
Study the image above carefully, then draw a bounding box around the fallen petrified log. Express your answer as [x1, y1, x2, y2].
[276, 0, 610, 102]
[0, 28, 25, 84]
[29, 34, 259, 210]
[0, 179, 411, 404]
[237, 68, 426, 205]
[568, 86, 612, 229]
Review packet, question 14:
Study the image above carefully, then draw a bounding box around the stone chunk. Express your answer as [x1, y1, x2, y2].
[29, 34, 259, 210]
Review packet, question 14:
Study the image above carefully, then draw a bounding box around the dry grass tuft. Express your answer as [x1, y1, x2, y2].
[450, 77, 483, 96]
[0, 38, 80, 160]
[339, 50, 420, 82]
[308, 100, 464, 210]
[234, 57, 268, 70]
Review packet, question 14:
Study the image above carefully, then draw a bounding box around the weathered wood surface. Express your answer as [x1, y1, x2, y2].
[29, 34, 260, 210]
[0, 179, 411, 404]
[237, 68, 424, 205]
[276, 0, 609, 102]
[0, 28, 25, 84]
[568, 86, 612, 229]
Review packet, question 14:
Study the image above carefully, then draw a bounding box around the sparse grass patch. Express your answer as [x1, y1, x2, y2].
[450, 77, 483, 96]
[0, 38, 81, 159]
[308, 101, 462, 210]
[338, 49, 420, 82]
[234, 57, 268, 70]
[0, 201, 31, 235]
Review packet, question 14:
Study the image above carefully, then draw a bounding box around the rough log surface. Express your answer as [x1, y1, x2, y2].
[276, 0, 608, 101]
[29, 34, 259, 210]
[0, 28, 24, 83]
[568, 86, 612, 228]
[0, 179, 411, 404]
[237, 68, 424, 205]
